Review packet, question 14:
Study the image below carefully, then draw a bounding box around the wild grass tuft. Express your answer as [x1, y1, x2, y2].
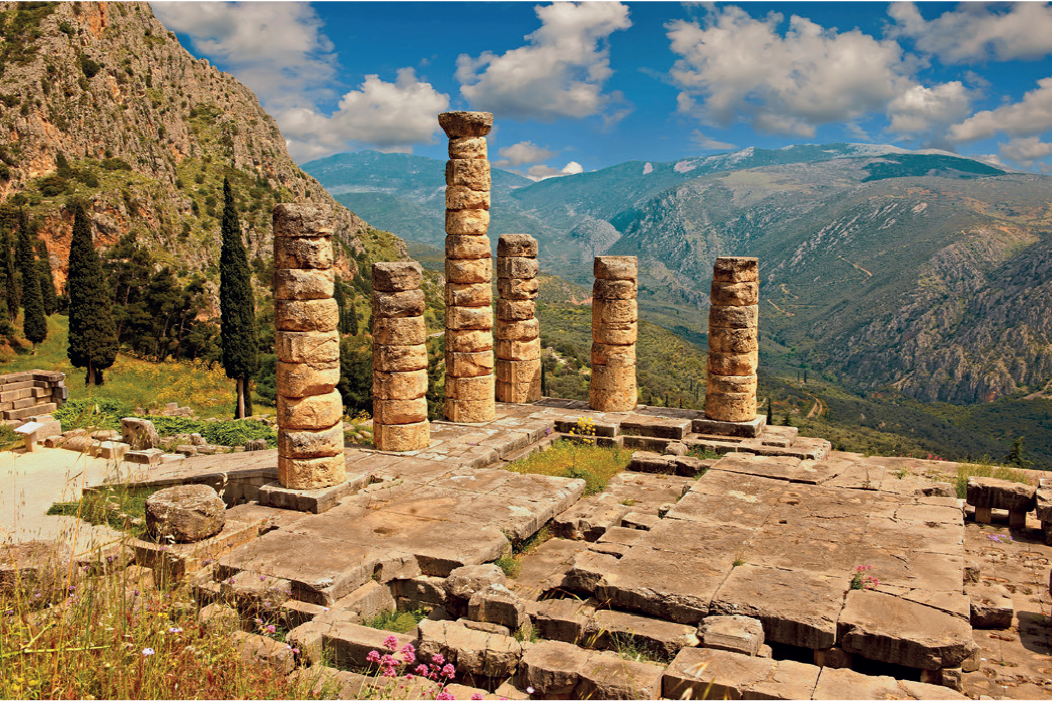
[506, 438, 632, 497]
[954, 458, 1035, 499]
[360, 607, 428, 635]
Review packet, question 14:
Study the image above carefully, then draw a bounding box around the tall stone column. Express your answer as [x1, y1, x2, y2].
[590, 256, 638, 412]
[439, 111, 495, 423]
[273, 204, 344, 490]
[496, 234, 541, 403]
[705, 256, 759, 422]
[372, 262, 430, 451]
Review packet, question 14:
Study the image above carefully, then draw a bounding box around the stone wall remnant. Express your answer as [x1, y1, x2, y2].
[706, 256, 759, 423]
[273, 204, 345, 490]
[496, 234, 541, 403]
[372, 261, 430, 451]
[440, 111, 496, 423]
[590, 256, 638, 412]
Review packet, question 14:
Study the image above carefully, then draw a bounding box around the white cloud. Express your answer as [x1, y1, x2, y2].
[1000, 137, 1052, 168]
[152, 2, 449, 161]
[690, 130, 735, 151]
[526, 161, 584, 181]
[949, 77, 1052, 143]
[494, 141, 556, 167]
[888, 2, 1052, 64]
[886, 82, 971, 134]
[456, 2, 632, 122]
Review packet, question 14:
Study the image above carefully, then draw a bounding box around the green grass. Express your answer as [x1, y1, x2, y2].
[953, 460, 1035, 499]
[360, 608, 428, 635]
[505, 439, 633, 497]
[47, 485, 160, 539]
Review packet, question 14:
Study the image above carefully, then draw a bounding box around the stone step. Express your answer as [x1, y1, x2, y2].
[417, 618, 523, 680]
[555, 432, 623, 448]
[518, 639, 665, 700]
[320, 616, 416, 669]
[501, 434, 557, 464]
[619, 417, 692, 440]
[664, 647, 821, 700]
[627, 451, 711, 478]
[6, 402, 57, 420]
[621, 435, 671, 452]
[553, 417, 619, 437]
[812, 666, 968, 700]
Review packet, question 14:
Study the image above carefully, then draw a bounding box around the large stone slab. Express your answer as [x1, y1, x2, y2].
[664, 648, 820, 701]
[417, 619, 523, 679]
[812, 667, 968, 700]
[518, 640, 663, 700]
[966, 477, 1036, 511]
[709, 454, 802, 481]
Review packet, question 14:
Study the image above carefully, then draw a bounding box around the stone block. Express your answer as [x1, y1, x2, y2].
[496, 299, 535, 322]
[594, 256, 637, 281]
[417, 619, 523, 679]
[709, 326, 759, 353]
[90, 441, 129, 460]
[593, 279, 637, 300]
[447, 351, 494, 377]
[591, 342, 636, 368]
[710, 304, 759, 329]
[592, 321, 637, 345]
[275, 299, 339, 332]
[373, 421, 430, 452]
[496, 378, 541, 404]
[232, 631, 297, 674]
[446, 159, 491, 191]
[446, 282, 493, 308]
[700, 615, 765, 656]
[588, 608, 699, 660]
[576, 649, 665, 700]
[495, 318, 540, 341]
[445, 329, 493, 353]
[446, 185, 491, 211]
[274, 236, 333, 270]
[468, 583, 529, 631]
[273, 203, 332, 239]
[342, 580, 397, 621]
[372, 317, 427, 346]
[966, 477, 1036, 512]
[589, 387, 638, 413]
[711, 280, 759, 306]
[713, 256, 759, 283]
[496, 257, 539, 280]
[372, 261, 424, 292]
[707, 373, 758, 395]
[373, 344, 428, 373]
[444, 397, 496, 424]
[274, 268, 335, 300]
[705, 391, 757, 423]
[496, 359, 541, 385]
[145, 484, 226, 543]
[497, 234, 538, 258]
[391, 575, 450, 607]
[275, 330, 340, 364]
[495, 338, 541, 361]
[517, 640, 591, 697]
[372, 289, 425, 319]
[967, 583, 1014, 629]
[590, 365, 636, 392]
[708, 351, 759, 376]
[446, 234, 492, 260]
[449, 136, 487, 160]
[593, 298, 638, 325]
[447, 564, 507, 602]
[446, 305, 493, 330]
[0, 539, 72, 599]
[125, 448, 164, 465]
[445, 374, 495, 402]
[445, 208, 489, 236]
[812, 667, 968, 700]
[278, 424, 344, 459]
[277, 390, 344, 430]
[373, 397, 429, 425]
[323, 618, 416, 669]
[445, 258, 492, 284]
[122, 417, 160, 450]
[439, 111, 493, 138]
[498, 277, 539, 300]
[278, 454, 346, 490]
[373, 370, 428, 400]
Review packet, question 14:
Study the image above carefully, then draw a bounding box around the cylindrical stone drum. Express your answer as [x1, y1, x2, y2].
[589, 256, 638, 412]
[706, 256, 759, 423]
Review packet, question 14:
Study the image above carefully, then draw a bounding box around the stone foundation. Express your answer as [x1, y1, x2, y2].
[590, 256, 638, 412]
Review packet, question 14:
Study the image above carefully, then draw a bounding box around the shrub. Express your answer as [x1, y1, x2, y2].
[79, 54, 101, 79]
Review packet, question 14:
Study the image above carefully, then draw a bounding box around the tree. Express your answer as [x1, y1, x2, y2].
[766, 397, 773, 424]
[67, 203, 117, 385]
[219, 177, 257, 418]
[21, 263, 46, 350]
[1004, 436, 1033, 469]
[35, 240, 57, 315]
[2, 231, 18, 321]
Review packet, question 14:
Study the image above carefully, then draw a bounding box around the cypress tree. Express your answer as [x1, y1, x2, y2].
[766, 396, 773, 423]
[35, 239, 57, 315]
[0, 252, 11, 337]
[334, 274, 350, 335]
[2, 231, 18, 321]
[67, 203, 117, 384]
[219, 177, 257, 418]
[1004, 436, 1033, 468]
[21, 262, 46, 350]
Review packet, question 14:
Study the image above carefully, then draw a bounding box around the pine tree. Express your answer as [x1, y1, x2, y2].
[21, 262, 46, 350]
[1004, 436, 1033, 468]
[35, 239, 57, 315]
[219, 177, 257, 419]
[2, 230, 19, 321]
[67, 203, 117, 385]
[766, 397, 773, 423]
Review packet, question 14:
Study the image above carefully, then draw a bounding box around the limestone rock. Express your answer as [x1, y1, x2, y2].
[593, 256, 637, 281]
[966, 477, 1037, 512]
[372, 261, 424, 292]
[709, 304, 759, 329]
[372, 317, 427, 347]
[700, 615, 765, 656]
[713, 256, 759, 282]
[496, 257, 539, 280]
[446, 185, 490, 211]
[373, 370, 428, 400]
[449, 136, 487, 160]
[373, 421, 430, 452]
[275, 360, 341, 398]
[497, 277, 540, 300]
[497, 235, 538, 258]
[274, 236, 334, 270]
[446, 159, 491, 191]
[145, 484, 226, 543]
[445, 258, 492, 285]
[274, 267, 335, 301]
[278, 454, 346, 489]
[439, 111, 494, 138]
[446, 329, 494, 353]
[278, 424, 344, 459]
[121, 417, 160, 450]
[447, 564, 507, 601]
[277, 391, 344, 430]
[273, 204, 333, 239]
[275, 330, 340, 364]
[710, 281, 759, 306]
[445, 234, 492, 260]
[445, 209, 489, 236]
[0, 539, 72, 599]
[967, 583, 1014, 629]
[468, 583, 529, 631]
[495, 318, 540, 342]
[446, 282, 493, 308]
[275, 299, 339, 333]
[417, 619, 522, 678]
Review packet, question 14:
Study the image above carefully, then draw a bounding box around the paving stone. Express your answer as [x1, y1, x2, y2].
[564, 549, 618, 595]
[458, 618, 512, 636]
[552, 496, 630, 541]
[417, 618, 523, 678]
[0, 539, 72, 599]
[967, 583, 1014, 629]
[468, 583, 529, 631]
[518, 639, 592, 698]
[588, 607, 699, 660]
[507, 538, 589, 602]
[321, 615, 416, 669]
[709, 453, 803, 481]
[231, 631, 296, 674]
[621, 511, 661, 530]
[619, 417, 692, 440]
[391, 575, 449, 608]
[811, 666, 968, 700]
[700, 614, 765, 656]
[865, 516, 964, 556]
[518, 640, 663, 700]
[664, 647, 820, 701]
[837, 590, 978, 670]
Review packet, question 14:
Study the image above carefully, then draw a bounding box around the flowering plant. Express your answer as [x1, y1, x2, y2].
[850, 565, 879, 590]
[365, 636, 474, 700]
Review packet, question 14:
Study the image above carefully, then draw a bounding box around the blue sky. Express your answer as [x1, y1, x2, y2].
[152, 2, 1052, 178]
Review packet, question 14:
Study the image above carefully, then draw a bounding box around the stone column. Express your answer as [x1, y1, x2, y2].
[705, 256, 759, 422]
[439, 111, 495, 423]
[590, 256, 638, 412]
[496, 235, 541, 403]
[372, 262, 430, 451]
[273, 204, 344, 490]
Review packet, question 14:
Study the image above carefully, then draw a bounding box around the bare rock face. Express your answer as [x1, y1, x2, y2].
[145, 484, 226, 543]
[121, 417, 160, 450]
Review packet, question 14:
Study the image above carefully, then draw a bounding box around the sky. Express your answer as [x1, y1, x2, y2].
[151, 1, 1052, 179]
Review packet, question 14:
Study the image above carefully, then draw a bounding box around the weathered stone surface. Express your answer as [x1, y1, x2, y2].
[967, 583, 1014, 629]
[709, 326, 759, 353]
[444, 374, 495, 402]
[590, 365, 636, 392]
[449, 136, 487, 160]
[323, 618, 416, 669]
[497, 234, 538, 258]
[373, 370, 428, 400]
[496, 257, 539, 279]
[373, 344, 428, 372]
[468, 583, 529, 631]
[593, 279, 637, 300]
[439, 111, 493, 138]
[576, 649, 666, 700]
[495, 318, 540, 341]
[498, 277, 540, 300]
[372, 317, 427, 346]
[278, 424, 344, 459]
[705, 391, 757, 422]
[373, 397, 429, 425]
[447, 351, 495, 377]
[372, 261, 424, 292]
[275, 330, 340, 364]
[707, 373, 758, 395]
[589, 387, 638, 413]
[145, 484, 226, 543]
[0, 539, 71, 598]
[273, 203, 332, 238]
[278, 454, 346, 490]
[496, 378, 541, 404]
[274, 268, 335, 300]
[417, 619, 522, 678]
[446, 185, 491, 211]
[275, 299, 339, 332]
[517, 640, 590, 697]
[122, 417, 159, 450]
[446, 329, 494, 353]
[837, 590, 977, 670]
[446, 234, 492, 260]
[665, 648, 820, 701]
[446, 304, 493, 330]
[373, 421, 430, 452]
[588, 608, 699, 660]
[710, 304, 759, 329]
[713, 256, 759, 283]
[274, 236, 333, 270]
[446, 159, 491, 191]
[711, 281, 759, 306]
[448, 564, 508, 601]
[496, 299, 536, 322]
[495, 338, 541, 362]
[701, 615, 766, 656]
[592, 321, 637, 345]
[446, 258, 492, 284]
[496, 359, 542, 385]
[594, 256, 637, 281]
[444, 397, 496, 423]
[372, 289, 425, 319]
[966, 477, 1036, 512]
[593, 298, 638, 325]
[232, 631, 297, 675]
[445, 208, 490, 236]
[277, 390, 344, 430]
[708, 351, 759, 376]
[811, 667, 968, 700]
[446, 282, 493, 308]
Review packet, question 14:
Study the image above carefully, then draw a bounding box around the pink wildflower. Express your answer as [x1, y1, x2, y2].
[472, 695, 484, 700]
[384, 635, 399, 651]
[442, 663, 456, 679]
[401, 642, 416, 664]
[366, 650, 381, 664]
[436, 692, 456, 701]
